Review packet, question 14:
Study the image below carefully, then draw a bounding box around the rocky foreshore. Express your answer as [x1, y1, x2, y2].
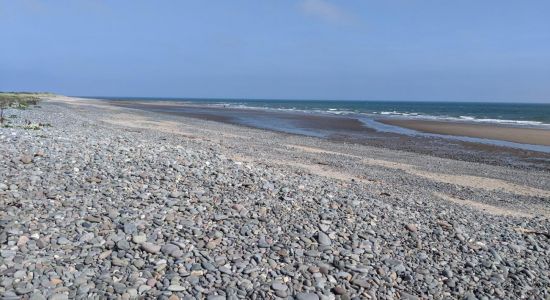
[1, 97, 549, 299]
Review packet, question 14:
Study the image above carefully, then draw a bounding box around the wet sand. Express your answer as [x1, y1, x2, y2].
[109, 101, 372, 134]
[378, 119, 550, 146]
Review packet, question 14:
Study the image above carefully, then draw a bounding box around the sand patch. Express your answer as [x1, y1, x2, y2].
[288, 145, 361, 159]
[232, 153, 365, 183]
[433, 192, 540, 218]
[361, 158, 550, 198]
[102, 113, 250, 141]
[102, 113, 197, 137]
[286, 144, 550, 198]
[271, 160, 360, 182]
[380, 119, 550, 146]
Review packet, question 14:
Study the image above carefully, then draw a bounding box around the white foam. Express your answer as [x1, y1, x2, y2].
[371, 111, 550, 127]
[192, 102, 550, 128]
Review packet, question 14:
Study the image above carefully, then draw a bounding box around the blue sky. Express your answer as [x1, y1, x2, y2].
[1, 0, 549, 102]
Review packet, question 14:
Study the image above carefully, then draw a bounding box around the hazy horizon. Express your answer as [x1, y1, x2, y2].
[78, 95, 550, 104]
[2, 1, 549, 103]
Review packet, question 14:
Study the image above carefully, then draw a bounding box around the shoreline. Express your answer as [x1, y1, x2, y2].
[108, 99, 550, 147]
[101, 99, 550, 170]
[378, 118, 550, 146]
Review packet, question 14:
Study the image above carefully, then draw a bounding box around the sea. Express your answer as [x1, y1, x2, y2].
[99, 97, 550, 128]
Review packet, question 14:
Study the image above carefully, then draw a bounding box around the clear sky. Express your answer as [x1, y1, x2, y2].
[1, 1, 549, 102]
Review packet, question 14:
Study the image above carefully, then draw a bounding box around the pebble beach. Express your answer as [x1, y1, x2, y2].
[1, 96, 549, 299]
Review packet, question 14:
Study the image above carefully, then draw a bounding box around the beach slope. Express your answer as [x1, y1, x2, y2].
[0, 95, 548, 299]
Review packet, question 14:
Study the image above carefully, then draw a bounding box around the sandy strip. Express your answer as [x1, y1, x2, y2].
[362, 158, 550, 198]
[379, 119, 550, 146]
[289, 145, 361, 159]
[433, 192, 550, 218]
[433, 192, 539, 218]
[99, 112, 249, 141]
[287, 144, 550, 198]
[271, 160, 366, 183]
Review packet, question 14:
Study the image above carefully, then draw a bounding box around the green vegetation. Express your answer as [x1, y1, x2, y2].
[22, 122, 52, 130]
[0, 92, 49, 124]
[22, 123, 42, 130]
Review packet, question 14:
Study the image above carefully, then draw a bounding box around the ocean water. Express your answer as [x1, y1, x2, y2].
[99, 97, 550, 128]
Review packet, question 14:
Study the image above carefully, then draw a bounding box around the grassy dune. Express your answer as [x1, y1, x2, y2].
[0, 92, 52, 124]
